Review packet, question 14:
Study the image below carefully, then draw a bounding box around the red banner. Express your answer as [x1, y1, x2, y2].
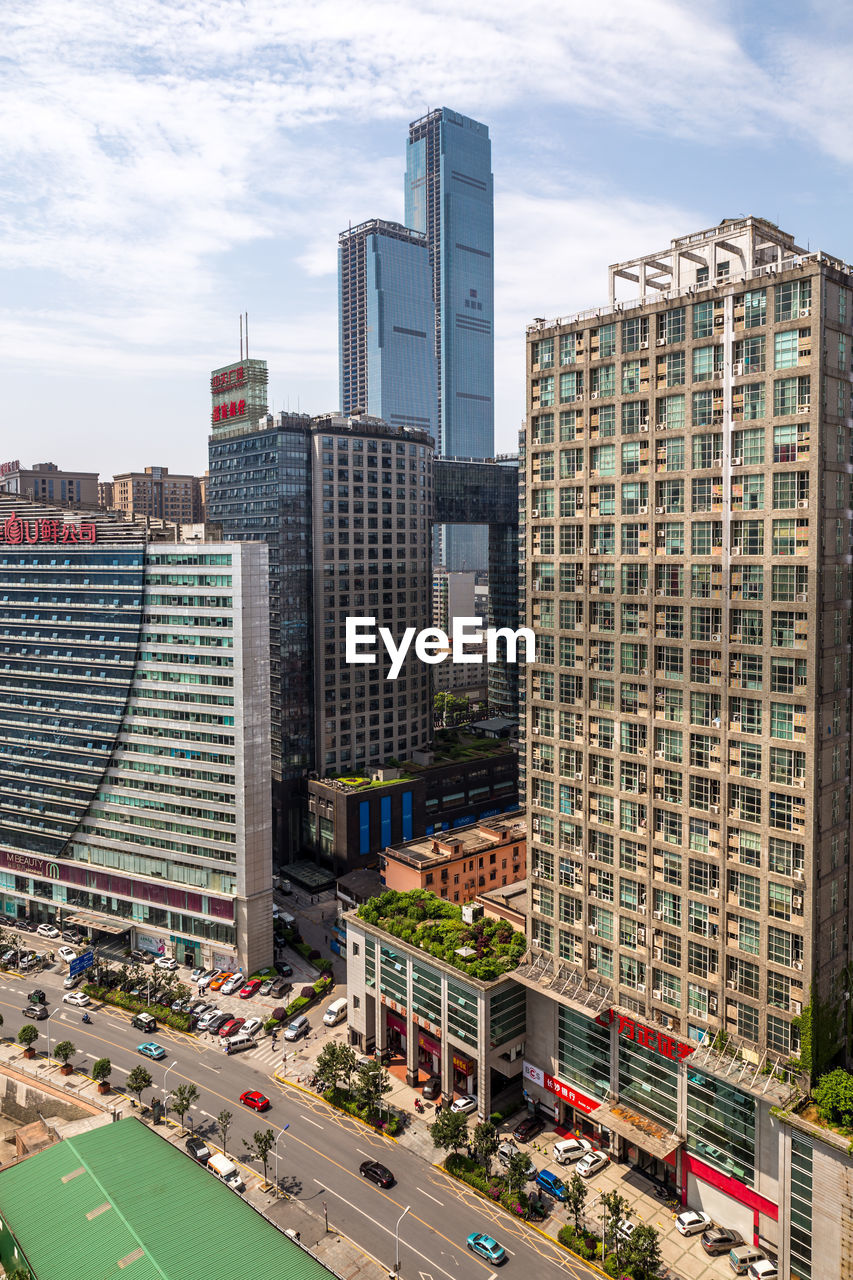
[543, 1072, 599, 1115]
[0, 513, 97, 544]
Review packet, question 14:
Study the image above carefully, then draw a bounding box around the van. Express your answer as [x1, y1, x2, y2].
[131, 1013, 157, 1033]
[323, 998, 347, 1027]
[207, 1152, 245, 1192]
[729, 1245, 766, 1274]
[222, 1031, 256, 1055]
[278, 912, 296, 929]
[284, 1014, 309, 1041]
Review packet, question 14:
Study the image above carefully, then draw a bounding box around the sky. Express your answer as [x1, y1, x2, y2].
[3, 0, 853, 478]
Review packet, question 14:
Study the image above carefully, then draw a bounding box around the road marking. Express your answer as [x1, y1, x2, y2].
[418, 1188, 444, 1206]
[312, 1182, 465, 1280]
[356, 1148, 372, 1158]
[302, 1117, 324, 1129]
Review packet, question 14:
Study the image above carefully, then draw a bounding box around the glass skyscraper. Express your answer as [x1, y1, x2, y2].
[339, 219, 436, 437]
[406, 107, 495, 570]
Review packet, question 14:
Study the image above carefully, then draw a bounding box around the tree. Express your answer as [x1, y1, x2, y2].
[17, 1024, 38, 1052]
[217, 1108, 233, 1154]
[244, 1127, 276, 1187]
[623, 1223, 663, 1280]
[429, 1108, 470, 1156]
[565, 1170, 587, 1232]
[471, 1120, 499, 1174]
[54, 1040, 77, 1070]
[352, 1059, 392, 1115]
[504, 1150, 532, 1200]
[168, 1082, 199, 1131]
[92, 1058, 112, 1087]
[315, 1041, 357, 1093]
[126, 1065, 153, 1107]
[173, 981, 191, 1004]
[813, 1068, 853, 1128]
[434, 691, 470, 726]
[600, 1189, 631, 1270]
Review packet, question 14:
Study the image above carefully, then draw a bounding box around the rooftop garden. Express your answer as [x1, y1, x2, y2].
[357, 889, 526, 981]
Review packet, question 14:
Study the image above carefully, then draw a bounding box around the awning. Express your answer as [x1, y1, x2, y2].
[64, 912, 131, 935]
[589, 1101, 682, 1161]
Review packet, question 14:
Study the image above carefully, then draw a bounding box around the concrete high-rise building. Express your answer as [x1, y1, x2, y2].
[515, 217, 853, 1228]
[0, 495, 273, 974]
[338, 219, 436, 437]
[0, 461, 99, 508]
[107, 465, 204, 523]
[406, 108, 494, 570]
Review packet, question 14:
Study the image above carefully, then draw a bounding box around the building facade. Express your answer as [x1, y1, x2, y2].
[520, 216, 853, 1242]
[381, 813, 526, 901]
[0, 461, 98, 508]
[338, 219, 436, 436]
[107, 465, 204, 523]
[0, 496, 273, 974]
[405, 107, 494, 570]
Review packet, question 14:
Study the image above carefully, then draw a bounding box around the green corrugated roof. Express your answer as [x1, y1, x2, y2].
[0, 1117, 332, 1279]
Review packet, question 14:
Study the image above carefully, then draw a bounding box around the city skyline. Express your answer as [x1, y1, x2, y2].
[5, 1, 853, 476]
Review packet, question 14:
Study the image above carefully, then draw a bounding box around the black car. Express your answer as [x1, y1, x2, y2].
[359, 1160, 394, 1188]
[512, 1115, 546, 1143]
[422, 1076, 441, 1100]
[274, 962, 293, 978]
[22, 1004, 48, 1020]
[207, 1012, 231, 1034]
[185, 1135, 211, 1165]
[701, 1227, 744, 1256]
[17, 920, 36, 933]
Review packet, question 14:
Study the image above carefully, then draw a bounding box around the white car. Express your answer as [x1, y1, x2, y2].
[450, 1094, 478, 1114]
[154, 956, 177, 971]
[614, 1219, 636, 1244]
[747, 1262, 778, 1280]
[675, 1209, 712, 1237]
[241, 1017, 264, 1038]
[221, 973, 244, 996]
[63, 991, 91, 1006]
[36, 924, 60, 939]
[576, 1149, 609, 1178]
[553, 1137, 593, 1164]
[58, 946, 77, 964]
[197, 1007, 221, 1030]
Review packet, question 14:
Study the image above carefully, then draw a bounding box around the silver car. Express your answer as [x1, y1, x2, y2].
[284, 1014, 309, 1041]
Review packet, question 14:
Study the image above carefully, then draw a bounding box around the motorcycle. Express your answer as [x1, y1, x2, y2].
[82, 1013, 91, 1025]
[414, 1097, 424, 1113]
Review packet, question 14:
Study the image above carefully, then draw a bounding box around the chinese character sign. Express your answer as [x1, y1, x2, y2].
[0, 513, 97, 544]
[615, 1010, 695, 1062]
[210, 367, 247, 394]
[211, 398, 247, 424]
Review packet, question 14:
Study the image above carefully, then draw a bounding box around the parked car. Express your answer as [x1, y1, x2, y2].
[239, 979, 262, 999]
[219, 1017, 245, 1038]
[196, 1008, 221, 1031]
[512, 1114, 546, 1143]
[241, 1017, 264, 1038]
[259, 978, 275, 996]
[702, 1227, 744, 1256]
[22, 1004, 48, 1020]
[270, 977, 291, 998]
[57, 946, 77, 964]
[206, 1013, 232, 1034]
[746, 1262, 778, 1280]
[63, 975, 81, 990]
[17, 919, 36, 932]
[729, 1246, 768, 1275]
[676, 1210, 713, 1237]
[195, 969, 217, 988]
[137, 1042, 167, 1061]
[421, 1076, 441, 1100]
[63, 991, 90, 1007]
[190, 968, 205, 983]
[185, 1135, 211, 1165]
[1, 949, 16, 965]
[535, 1169, 568, 1201]
[36, 924, 59, 938]
[497, 1141, 535, 1176]
[209, 972, 232, 991]
[284, 1015, 309, 1041]
[277, 878, 293, 894]
[18, 953, 36, 970]
[62, 929, 83, 943]
[274, 962, 293, 977]
[359, 1160, 394, 1188]
[576, 1149, 609, 1178]
[129, 949, 151, 964]
[553, 1137, 593, 1164]
[154, 956, 177, 971]
[466, 1233, 506, 1265]
[221, 973, 245, 996]
[613, 1219, 636, 1244]
[450, 1094, 478, 1115]
[239, 1090, 270, 1112]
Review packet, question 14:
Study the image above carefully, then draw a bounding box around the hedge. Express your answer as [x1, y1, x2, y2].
[444, 1154, 546, 1221]
[322, 1086, 401, 1135]
[82, 985, 191, 1033]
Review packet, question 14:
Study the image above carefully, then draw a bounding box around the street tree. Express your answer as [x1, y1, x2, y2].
[429, 1108, 470, 1156]
[600, 1189, 631, 1270]
[471, 1120, 499, 1174]
[352, 1059, 392, 1115]
[315, 1041, 357, 1093]
[17, 1024, 38, 1052]
[91, 1058, 112, 1088]
[623, 1223, 663, 1280]
[53, 1040, 77, 1070]
[504, 1150, 531, 1200]
[565, 1171, 587, 1232]
[244, 1128, 276, 1187]
[217, 1108, 234, 1154]
[126, 1065, 153, 1107]
[168, 1082, 199, 1131]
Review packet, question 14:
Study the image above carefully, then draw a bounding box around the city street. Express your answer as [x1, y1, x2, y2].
[0, 958, 602, 1280]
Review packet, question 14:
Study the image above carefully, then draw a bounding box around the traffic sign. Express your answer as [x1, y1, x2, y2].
[70, 950, 94, 977]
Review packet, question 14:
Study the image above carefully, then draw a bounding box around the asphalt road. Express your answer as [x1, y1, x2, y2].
[0, 954, 602, 1280]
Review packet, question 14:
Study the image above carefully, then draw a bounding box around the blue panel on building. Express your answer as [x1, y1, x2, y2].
[380, 796, 392, 848]
[453, 814, 475, 828]
[402, 790, 413, 841]
[359, 801, 370, 856]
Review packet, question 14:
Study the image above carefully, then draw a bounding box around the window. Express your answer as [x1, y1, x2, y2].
[693, 433, 722, 469]
[665, 352, 685, 386]
[693, 301, 714, 339]
[590, 444, 616, 476]
[662, 307, 686, 344]
[732, 428, 764, 466]
[657, 394, 685, 429]
[775, 329, 804, 369]
[692, 346, 718, 382]
[743, 288, 766, 328]
[560, 370, 584, 402]
[591, 364, 616, 396]
[742, 383, 766, 420]
[533, 376, 554, 407]
[775, 279, 811, 322]
[774, 375, 810, 416]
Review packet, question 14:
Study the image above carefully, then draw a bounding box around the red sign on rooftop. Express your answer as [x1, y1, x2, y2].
[0, 513, 97, 545]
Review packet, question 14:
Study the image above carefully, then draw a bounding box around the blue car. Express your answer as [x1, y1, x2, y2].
[466, 1233, 506, 1265]
[535, 1168, 568, 1201]
[137, 1041, 167, 1061]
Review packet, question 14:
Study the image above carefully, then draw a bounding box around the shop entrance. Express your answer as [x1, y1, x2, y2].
[386, 1011, 407, 1059]
[417, 1029, 441, 1078]
[452, 1049, 476, 1095]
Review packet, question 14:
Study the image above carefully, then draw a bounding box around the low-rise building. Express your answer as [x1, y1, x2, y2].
[381, 813, 526, 902]
[107, 465, 204, 523]
[0, 461, 99, 508]
[475, 878, 527, 931]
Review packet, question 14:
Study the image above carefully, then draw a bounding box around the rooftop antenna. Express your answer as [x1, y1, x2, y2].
[245, 311, 249, 360]
[239, 314, 243, 360]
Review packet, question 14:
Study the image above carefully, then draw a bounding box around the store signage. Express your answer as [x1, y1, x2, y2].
[452, 1052, 473, 1073]
[0, 851, 60, 878]
[210, 367, 247, 394]
[0, 513, 97, 545]
[211, 398, 247, 424]
[0, 460, 20, 478]
[523, 1061, 599, 1115]
[597, 1008, 695, 1062]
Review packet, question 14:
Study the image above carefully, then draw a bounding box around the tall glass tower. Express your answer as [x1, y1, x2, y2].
[406, 107, 495, 570]
[339, 219, 436, 437]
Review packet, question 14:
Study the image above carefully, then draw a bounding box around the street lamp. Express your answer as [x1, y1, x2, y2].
[274, 1123, 289, 1197]
[162, 1059, 178, 1104]
[391, 1205, 409, 1279]
[45, 1010, 58, 1066]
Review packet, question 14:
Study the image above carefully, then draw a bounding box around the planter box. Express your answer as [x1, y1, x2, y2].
[60, 1064, 73, 1076]
[23, 1048, 35, 1059]
[97, 1081, 111, 1094]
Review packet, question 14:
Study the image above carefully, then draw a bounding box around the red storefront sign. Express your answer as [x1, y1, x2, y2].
[452, 1051, 474, 1074]
[418, 1030, 441, 1056]
[211, 367, 247, 394]
[597, 1008, 695, 1062]
[0, 460, 20, 478]
[0, 513, 97, 545]
[211, 399, 246, 424]
[544, 1072, 599, 1115]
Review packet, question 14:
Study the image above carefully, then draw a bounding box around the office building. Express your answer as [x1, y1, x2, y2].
[517, 215, 852, 1237]
[0, 461, 98, 508]
[338, 219, 436, 435]
[0, 494, 273, 974]
[406, 108, 494, 570]
[106, 465, 204, 523]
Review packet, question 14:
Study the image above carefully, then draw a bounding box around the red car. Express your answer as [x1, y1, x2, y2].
[239, 979, 262, 999]
[240, 1090, 270, 1112]
[218, 1017, 245, 1038]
